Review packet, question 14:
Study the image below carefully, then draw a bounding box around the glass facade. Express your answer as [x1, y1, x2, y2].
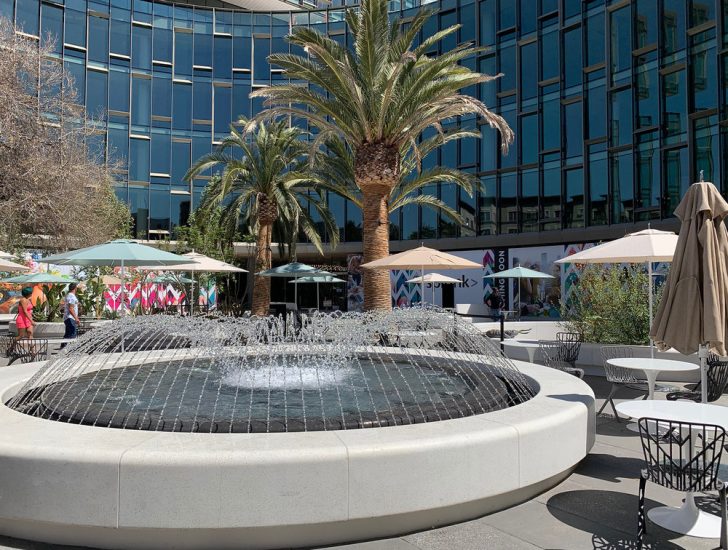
[3, 0, 727, 245]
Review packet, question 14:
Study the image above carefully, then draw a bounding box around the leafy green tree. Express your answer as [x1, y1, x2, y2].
[185, 117, 338, 315]
[251, 0, 512, 309]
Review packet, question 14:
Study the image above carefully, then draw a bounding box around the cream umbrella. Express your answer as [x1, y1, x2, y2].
[0, 258, 30, 273]
[651, 176, 728, 403]
[555, 228, 679, 357]
[362, 246, 481, 305]
[0, 250, 14, 259]
[405, 273, 461, 305]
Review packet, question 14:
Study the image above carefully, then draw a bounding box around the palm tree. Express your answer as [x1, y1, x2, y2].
[251, 0, 513, 310]
[316, 132, 479, 230]
[185, 117, 338, 316]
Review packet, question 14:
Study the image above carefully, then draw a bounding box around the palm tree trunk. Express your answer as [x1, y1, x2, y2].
[362, 190, 392, 310]
[252, 220, 273, 316]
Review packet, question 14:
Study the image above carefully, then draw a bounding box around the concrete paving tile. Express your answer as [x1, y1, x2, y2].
[403, 518, 540, 550]
[321, 539, 419, 550]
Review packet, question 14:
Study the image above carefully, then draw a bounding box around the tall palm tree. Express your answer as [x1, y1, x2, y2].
[251, 0, 513, 310]
[185, 117, 338, 316]
[316, 131, 480, 230]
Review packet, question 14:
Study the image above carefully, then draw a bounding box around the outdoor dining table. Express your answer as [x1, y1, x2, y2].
[606, 357, 699, 399]
[616, 400, 728, 539]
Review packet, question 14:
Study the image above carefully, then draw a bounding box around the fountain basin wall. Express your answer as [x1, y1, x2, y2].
[0, 358, 594, 550]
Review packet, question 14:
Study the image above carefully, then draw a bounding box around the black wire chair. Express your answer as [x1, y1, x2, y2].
[539, 340, 584, 378]
[666, 354, 728, 403]
[556, 332, 582, 368]
[637, 418, 728, 548]
[7, 338, 48, 365]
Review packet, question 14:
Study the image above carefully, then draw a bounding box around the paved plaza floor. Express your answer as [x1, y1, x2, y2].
[0, 375, 723, 550]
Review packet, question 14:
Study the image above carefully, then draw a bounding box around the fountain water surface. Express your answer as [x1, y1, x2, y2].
[8, 308, 534, 432]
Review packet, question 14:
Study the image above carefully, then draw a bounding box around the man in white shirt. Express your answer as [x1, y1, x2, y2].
[63, 283, 81, 340]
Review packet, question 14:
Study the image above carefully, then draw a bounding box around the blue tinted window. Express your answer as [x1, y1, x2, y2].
[479, 0, 495, 46]
[520, 42, 537, 100]
[173, 83, 192, 130]
[150, 190, 170, 232]
[111, 17, 131, 57]
[585, 12, 604, 66]
[587, 80, 606, 138]
[439, 11, 456, 53]
[171, 194, 191, 232]
[564, 0, 581, 18]
[171, 141, 191, 186]
[193, 81, 212, 121]
[128, 186, 149, 237]
[540, 28, 558, 80]
[108, 126, 129, 169]
[610, 7, 631, 85]
[109, 70, 130, 112]
[541, 161, 560, 231]
[253, 37, 270, 81]
[64, 60, 85, 104]
[588, 149, 608, 225]
[232, 82, 251, 120]
[541, 94, 560, 150]
[636, 0, 657, 48]
[16, 0, 39, 36]
[663, 0, 686, 57]
[519, 1, 537, 35]
[478, 55, 496, 106]
[152, 76, 171, 118]
[665, 147, 688, 213]
[498, 42, 515, 90]
[175, 32, 193, 77]
[564, 102, 583, 159]
[153, 28, 173, 63]
[129, 138, 150, 181]
[563, 27, 582, 89]
[610, 88, 632, 146]
[498, 0, 515, 29]
[151, 132, 171, 175]
[86, 69, 108, 120]
[65, 9, 86, 47]
[564, 168, 584, 228]
[690, 0, 715, 27]
[0, 0, 12, 20]
[41, 4, 63, 54]
[694, 117, 720, 183]
[131, 77, 151, 126]
[663, 68, 686, 140]
[610, 149, 633, 223]
[233, 19, 252, 69]
[214, 36, 232, 79]
[635, 55, 658, 128]
[132, 25, 152, 70]
[88, 16, 109, 64]
[499, 107, 516, 168]
[214, 86, 232, 135]
[520, 169, 538, 232]
[194, 32, 213, 68]
[691, 39, 716, 112]
[520, 114, 538, 164]
[636, 135, 660, 218]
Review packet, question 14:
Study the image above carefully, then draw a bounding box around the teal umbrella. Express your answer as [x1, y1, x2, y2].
[258, 262, 333, 307]
[484, 265, 554, 320]
[151, 274, 195, 285]
[1, 273, 77, 284]
[289, 275, 347, 309]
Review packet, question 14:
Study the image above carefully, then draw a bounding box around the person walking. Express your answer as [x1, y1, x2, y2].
[63, 283, 80, 340]
[15, 287, 36, 340]
[485, 287, 504, 320]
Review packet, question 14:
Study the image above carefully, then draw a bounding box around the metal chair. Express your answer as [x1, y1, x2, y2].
[556, 332, 582, 368]
[637, 418, 728, 548]
[539, 341, 584, 378]
[598, 346, 647, 421]
[7, 338, 48, 365]
[667, 354, 728, 403]
[0, 335, 16, 358]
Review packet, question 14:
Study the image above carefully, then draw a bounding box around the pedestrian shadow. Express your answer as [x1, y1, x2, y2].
[576, 453, 645, 483]
[546, 489, 685, 549]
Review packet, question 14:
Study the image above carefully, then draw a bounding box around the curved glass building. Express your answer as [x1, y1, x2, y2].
[2, 0, 725, 254]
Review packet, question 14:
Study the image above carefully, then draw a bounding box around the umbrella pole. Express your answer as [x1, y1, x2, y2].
[700, 344, 708, 403]
[648, 261, 654, 359]
[120, 259, 125, 353]
[421, 266, 425, 307]
[316, 282, 320, 311]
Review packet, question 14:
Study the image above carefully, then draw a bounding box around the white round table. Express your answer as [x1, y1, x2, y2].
[502, 340, 540, 363]
[616, 400, 728, 539]
[606, 358, 699, 399]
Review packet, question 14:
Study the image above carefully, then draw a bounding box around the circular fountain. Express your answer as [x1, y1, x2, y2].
[0, 309, 594, 549]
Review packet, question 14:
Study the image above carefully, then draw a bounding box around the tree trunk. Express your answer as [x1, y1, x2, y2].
[251, 194, 278, 316]
[356, 142, 399, 311]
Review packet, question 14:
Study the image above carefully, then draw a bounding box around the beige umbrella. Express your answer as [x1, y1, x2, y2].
[0, 258, 30, 272]
[362, 246, 481, 305]
[556, 228, 678, 357]
[0, 250, 14, 260]
[651, 177, 728, 402]
[405, 273, 461, 305]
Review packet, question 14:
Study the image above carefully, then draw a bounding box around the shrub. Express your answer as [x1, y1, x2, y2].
[561, 265, 661, 345]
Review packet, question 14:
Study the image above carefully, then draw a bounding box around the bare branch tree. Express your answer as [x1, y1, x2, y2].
[0, 18, 131, 251]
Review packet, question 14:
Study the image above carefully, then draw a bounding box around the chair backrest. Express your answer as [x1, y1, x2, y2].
[0, 335, 15, 357]
[14, 338, 48, 364]
[600, 345, 639, 383]
[539, 341, 571, 372]
[706, 354, 728, 402]
[556, 332, 582, 363]
[638, 418, 726, 492]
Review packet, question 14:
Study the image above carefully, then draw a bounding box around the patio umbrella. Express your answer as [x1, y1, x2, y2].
[258, 262, 333, 308]
[138, 252, 246, 313]
[405, 273, 461, 305]
[0, 258, 30, 273]
[0, 273, 77, 284]
[361, 246, 481, 305]
[651, 177, 728, 402]
[289, 275, 347, 309]
[555, 228, 679, 357]
[0, 250, 14, 259]
[42, 240, 190, 351]
[484, 266, 554, 320]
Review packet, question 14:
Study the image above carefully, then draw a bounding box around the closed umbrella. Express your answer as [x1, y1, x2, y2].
[405, 273, 461, 305]
[651, 177, 728, 403]
[362, 246, 481, 305]
[484, 265, 554, 320]
[555, 228, 679, 357]
[289, 275, 347, 310]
